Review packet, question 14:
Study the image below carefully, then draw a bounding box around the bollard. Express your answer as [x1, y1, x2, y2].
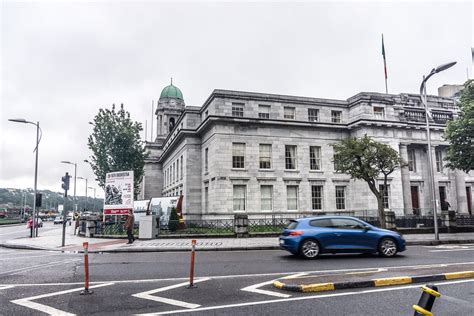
[187, 239, 197, 288]
[80, 242, 94, 295]
[412, 284, 440, 316]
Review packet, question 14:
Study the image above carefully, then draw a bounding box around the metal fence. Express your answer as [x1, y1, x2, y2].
[80, 212, 474, 237]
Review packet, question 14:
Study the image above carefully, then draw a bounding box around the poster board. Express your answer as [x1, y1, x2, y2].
[149, 197, 178, 227]
[103, 170, 134, 215]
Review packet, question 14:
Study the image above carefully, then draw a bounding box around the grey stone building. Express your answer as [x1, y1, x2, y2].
[143, 83, 473, 219]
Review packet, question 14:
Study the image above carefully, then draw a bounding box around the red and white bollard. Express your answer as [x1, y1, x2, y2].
[188, 239, 197, 288]
[80, 242, 93, 295]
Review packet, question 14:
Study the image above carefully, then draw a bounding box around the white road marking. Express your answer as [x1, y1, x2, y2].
[429, 249, 474, 252]
[132, 278, 210, 310]
[11, 282, 114, 316]
[240, 272, 308, 299]
[0, 285, 15, 290]
[143, 279, 474, 315]
[0, 259, 80, 276]
[0, 253, 67, 261]
[3, 260, 474, 287]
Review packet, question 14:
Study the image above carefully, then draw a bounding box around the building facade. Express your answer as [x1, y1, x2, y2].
[143, 85, 473, 219]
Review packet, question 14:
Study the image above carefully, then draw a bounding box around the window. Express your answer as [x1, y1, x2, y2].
[260, 185, 273, 211]
[331, 218, 364, 230]
[233, 185, 246, 211]
[205, 148, 209, 173]
[331, 110, 342, 123]
[164, 170, 167, 187]
[172, 163, 175, 183]
[285, 145, 297, 169]
[258, 105, 270, 119]
[180, 156, 183, 180]
[232, 143, 245, 168]
[310, 219, 332, 228]
[335, 186, 346, 210]
[259, 144, 272, 169]
[287, 186, 298, 210]
[311, 186, 323, 210]
[374, 106, 385, 119]
[284, 107, 295, 120]
[310, 146, 321, 170]
[308, 109, 319, 122]
[204, 186, 209, 212]
[176, 159, 179, 181]
[232, 103, 244, 117]
[435, 148, 443, 172]
[408, 149, 416, 172]
[205, 110, 208, 117]
[379, 184, 390, 209]
[333, 154, 343, 172]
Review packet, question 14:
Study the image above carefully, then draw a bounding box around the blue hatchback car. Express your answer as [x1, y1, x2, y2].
[279, 216, 406, 259]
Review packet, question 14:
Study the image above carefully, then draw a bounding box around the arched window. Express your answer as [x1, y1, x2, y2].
[169, 118, 175, 132]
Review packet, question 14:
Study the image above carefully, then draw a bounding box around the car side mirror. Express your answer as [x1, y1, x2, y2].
[363, 225, 371, 231]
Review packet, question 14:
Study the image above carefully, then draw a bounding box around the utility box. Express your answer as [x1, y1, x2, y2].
[139, 215, 157, 239]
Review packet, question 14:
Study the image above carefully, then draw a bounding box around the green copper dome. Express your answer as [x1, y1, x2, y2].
[160, 83, 184, 100]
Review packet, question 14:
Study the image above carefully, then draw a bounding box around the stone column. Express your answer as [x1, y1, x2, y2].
[455, 170, 468, 214]
[399, 144, 412, 214]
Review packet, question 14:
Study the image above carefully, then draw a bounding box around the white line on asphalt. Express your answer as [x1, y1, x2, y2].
[0, 253, 67, 261]
[11, 282, 114, 316]
[0, 259, 80, 276]
[241, 280, 291, 298]
[132, 278, 209, 309]
[429, 249, 474, 252]
[0, 285, 15, 290]
[141, 279, 474, 315]
[3, 260, 474, 287]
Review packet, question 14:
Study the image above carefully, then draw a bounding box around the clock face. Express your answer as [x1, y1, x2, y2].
[169, 100, 176, 106]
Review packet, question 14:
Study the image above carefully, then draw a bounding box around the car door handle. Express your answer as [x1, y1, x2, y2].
[334, 233, 342, 237]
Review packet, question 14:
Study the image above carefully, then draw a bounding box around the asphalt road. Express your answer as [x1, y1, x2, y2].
[1, 243, 474, 315]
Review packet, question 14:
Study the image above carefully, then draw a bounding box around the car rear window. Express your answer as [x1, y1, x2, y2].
[285, 220, 299, 229]
[309, 219, 333, 228]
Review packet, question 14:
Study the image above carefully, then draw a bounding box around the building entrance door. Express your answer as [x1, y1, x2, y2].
[439, 186, 448, 210]
[411, 186, 420, 215]
[467, 187, 472, 215]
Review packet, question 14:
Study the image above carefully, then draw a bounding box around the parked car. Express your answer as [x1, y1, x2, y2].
[54, 216, 64, 224]
[27, 218, 43, 229]
[279, 216, 406, 259]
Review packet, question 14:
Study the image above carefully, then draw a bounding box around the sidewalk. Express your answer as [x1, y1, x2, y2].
[2, 226, 474, 253]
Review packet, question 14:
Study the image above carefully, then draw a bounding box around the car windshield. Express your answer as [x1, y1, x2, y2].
[285, 220, 298, 229]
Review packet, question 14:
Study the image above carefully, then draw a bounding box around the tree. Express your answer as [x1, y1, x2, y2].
[87, 104, 149, 198]
[332, 135, 405, 228]
[168, 207, 179, 232]
[444, 80, 474, 173]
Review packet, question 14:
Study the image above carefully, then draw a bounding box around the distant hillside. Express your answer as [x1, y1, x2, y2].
[0, 188, 104, 212]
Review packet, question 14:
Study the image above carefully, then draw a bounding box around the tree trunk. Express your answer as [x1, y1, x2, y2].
[377, 197, 386, 229]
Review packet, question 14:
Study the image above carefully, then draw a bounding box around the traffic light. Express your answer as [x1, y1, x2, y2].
[35, 193, 42, 207]
[62, 172, 70, 196]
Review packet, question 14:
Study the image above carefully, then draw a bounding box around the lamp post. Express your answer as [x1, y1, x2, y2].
[9, 118, 41, 237]
[88, 187, 96, 212]
[78, 177, 88, 211]
[61, 161, 77, 213]
[419, 61, 457, 241]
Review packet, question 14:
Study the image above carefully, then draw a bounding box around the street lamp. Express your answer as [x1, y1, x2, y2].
[8, 118, 41, 238]
[61, 161, 77, 213]
[78, 177, 88, 211]
[419, 61, 457, 241]
[88, 187, 96, 212]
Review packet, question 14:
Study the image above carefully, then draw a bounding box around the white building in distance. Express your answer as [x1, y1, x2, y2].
[143, 83, 473, 219]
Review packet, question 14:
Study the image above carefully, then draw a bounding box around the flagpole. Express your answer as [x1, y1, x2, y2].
[382, 34, 388, 94]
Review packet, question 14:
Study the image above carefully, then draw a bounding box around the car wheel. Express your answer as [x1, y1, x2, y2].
[378, 237, 398, 257]
[299, 239, 320, 259]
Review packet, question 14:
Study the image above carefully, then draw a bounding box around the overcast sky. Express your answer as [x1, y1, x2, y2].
[1, 0, 472, 198]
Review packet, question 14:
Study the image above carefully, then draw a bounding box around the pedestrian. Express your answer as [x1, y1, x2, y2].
[124, 209, 135, 244]
[74, 213, 80, 235]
